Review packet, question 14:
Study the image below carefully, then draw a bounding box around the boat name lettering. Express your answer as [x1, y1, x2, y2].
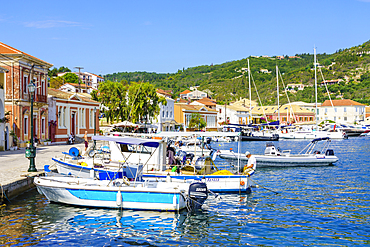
[206, 178, 219, 182]
[196, 188, 207, 191]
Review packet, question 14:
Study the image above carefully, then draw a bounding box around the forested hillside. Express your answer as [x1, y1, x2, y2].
[104, 40, 370, 105]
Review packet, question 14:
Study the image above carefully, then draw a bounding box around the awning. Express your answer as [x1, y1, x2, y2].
[162, 120, 178, 125]
[140, 123, 158, 128]
[110, 121, 141, 128]
[92, 135, 161, 148]
[153, 131, 241, 137]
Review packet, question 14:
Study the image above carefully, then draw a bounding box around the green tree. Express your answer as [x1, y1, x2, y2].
[127, 82, 167, 123]
[49, 77, 65, 89]
[63, 73, 80, 84]
[95, 80, 129, 124]
[188, 113, 206, 130]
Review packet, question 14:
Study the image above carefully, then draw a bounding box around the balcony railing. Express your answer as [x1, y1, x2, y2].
[35, 94, 47, 103]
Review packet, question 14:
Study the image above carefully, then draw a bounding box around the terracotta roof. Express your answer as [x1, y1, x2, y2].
[176, 104, 217, 112]
[252, 104, 313, 115]
[194, 98, 216, 106]
[232, 98, 258, 108]
[48, 88, 99, 103]
[61, 83, 93, 89]
[226, 104, 250, 112]
[321, 99, 365, 107]
[177, 98, 188, 103]
[180, 89, 191, 95]
[156, 89, 172, 97]
[0, 42, 53, 67]
[86, 72, 104, 79]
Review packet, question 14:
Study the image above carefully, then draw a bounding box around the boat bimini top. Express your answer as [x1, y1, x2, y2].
[92, 135, 162, 148]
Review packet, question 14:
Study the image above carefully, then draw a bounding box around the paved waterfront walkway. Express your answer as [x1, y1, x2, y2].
[0, 143, 84, 185]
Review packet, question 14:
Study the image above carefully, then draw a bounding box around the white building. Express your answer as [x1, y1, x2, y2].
[85, 72, 104, 89]
[57, 71, 104, 89]
[318, 99, 366, 124]
[152, 90, 176, 131]
[0, 66, 11, 150]
[286, 84, 305, 92]
[216, 104, 251, 126]
[59, 83, 95, 94]
[185, 89, 208, 100]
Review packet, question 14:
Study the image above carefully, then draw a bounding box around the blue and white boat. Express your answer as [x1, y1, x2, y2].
[53, 136, 166, 180]
[34, 174, 208, 212]
[141, 131, 255, 193]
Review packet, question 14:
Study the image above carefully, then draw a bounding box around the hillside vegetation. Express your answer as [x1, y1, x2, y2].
[104, 40, 370, 105]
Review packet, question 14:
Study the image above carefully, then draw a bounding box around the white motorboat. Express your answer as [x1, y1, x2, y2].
[52, 133, 253, 193]
[53, 135, 167, 180]
[217, 137, 339, 167]
[34, 174, 208, 212]
[279, 129, 347, 139]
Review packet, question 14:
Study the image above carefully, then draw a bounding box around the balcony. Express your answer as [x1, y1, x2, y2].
[35, 94, 47, 103]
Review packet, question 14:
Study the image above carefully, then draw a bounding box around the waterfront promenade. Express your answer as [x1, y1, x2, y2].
[0, 143, 84, 203]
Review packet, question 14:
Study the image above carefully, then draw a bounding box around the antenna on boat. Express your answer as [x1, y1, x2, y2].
[248, 58, 252, 124]
[276, 64, 280, 130]
[314, 46, 318, 130]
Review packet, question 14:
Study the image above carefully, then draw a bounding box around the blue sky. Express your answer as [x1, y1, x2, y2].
[1, 0, 370, 75]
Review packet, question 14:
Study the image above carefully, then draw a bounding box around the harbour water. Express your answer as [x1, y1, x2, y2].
[1, 137, 369, 246]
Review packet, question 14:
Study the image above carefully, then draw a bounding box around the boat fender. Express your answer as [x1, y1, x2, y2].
[240, 181, 245, 186]
[116, 192, 122, 206]
[44, 165, 51, 172]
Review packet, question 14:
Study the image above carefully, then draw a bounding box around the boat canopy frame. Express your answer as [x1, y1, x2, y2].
[299, 137, 332, 155]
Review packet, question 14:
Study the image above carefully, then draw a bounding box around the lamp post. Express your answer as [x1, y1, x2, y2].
[93, 107, 97, 147]
[26, 80, 37, 172]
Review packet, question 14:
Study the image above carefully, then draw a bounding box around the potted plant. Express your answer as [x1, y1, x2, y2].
[10, 130, 17, 147]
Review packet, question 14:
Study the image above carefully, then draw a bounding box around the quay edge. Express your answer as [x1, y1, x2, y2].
[0, 170, 50, 204]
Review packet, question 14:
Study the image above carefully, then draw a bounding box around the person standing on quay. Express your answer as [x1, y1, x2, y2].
[84, 131, 88, 151]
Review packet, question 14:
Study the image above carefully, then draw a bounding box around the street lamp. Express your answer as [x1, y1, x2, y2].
[93, 107, 97, 147]
[26, 80, 37, 172]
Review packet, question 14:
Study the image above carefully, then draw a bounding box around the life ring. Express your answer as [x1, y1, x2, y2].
[240, 181, 245, 186]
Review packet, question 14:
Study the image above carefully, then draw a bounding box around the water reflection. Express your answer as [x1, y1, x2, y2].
[0, 138, 369, 246]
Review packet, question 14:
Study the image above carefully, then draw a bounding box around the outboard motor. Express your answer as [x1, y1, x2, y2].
[186, 153, 195, 163]
[187, 182, 208, 211]
[206, 137, 212, 144]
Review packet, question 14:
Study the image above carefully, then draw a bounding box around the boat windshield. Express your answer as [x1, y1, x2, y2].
[120, 144, 153, 154]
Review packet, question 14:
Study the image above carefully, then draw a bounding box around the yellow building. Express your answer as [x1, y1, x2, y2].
[174, 103, 217, 131]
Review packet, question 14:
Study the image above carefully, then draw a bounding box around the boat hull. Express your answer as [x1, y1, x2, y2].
[143, 174, 252, 193]
[34, 177, 187, 211]
[280, 131, 346, 139]
[218, 151, 338, 167]
[240, 135, 279, 141]
[254, 154, 338, 167]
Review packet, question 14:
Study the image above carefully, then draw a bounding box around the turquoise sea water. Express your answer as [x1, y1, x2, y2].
[1, 138, 369, 246]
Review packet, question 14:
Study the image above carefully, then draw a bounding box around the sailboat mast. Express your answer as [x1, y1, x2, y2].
[314, 47, 318, 129]
[248, 58, 252, 124]
[276, 65, 280, 129]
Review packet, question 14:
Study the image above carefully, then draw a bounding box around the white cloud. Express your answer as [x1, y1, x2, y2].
[24, 20, 82, 29]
